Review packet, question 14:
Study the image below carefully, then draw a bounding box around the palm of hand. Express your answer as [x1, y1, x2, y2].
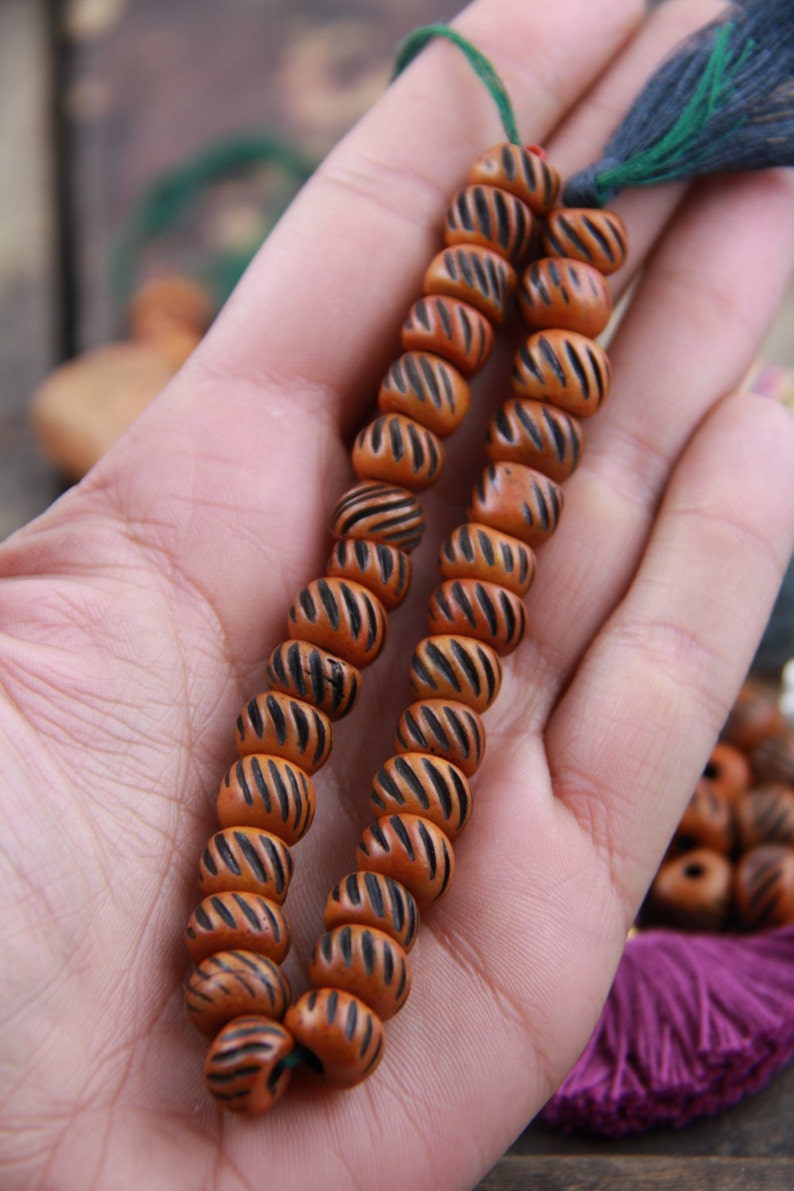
[2, 2, 794, 1188]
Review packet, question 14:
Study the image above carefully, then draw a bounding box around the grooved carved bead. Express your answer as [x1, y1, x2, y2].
[308, 926, 411, 1020]
[401, 295, 494, 378]
[235, 691, 332, 774]
[217, 755, 315, 844]
[673, 785, 734, 856]
[736, 785, 794, 850]
[427, 577, 527, 656]
[395, 698, 485, 776]
[735, 845, 794, 928]
[331, 481, 425, 553]
[357, 812, 455, 905]
[378, 352, 471, 438]
[198, 827, 294, 902]
[445, 183, 533, 262]
[648, 849, 733, 931]
[519, 258, 612, 337]
[542, 208, 628, 275]
[469, 461, 563, 549]
[326, 538, 411, 610]
[284, 989, 385, 1087]
[439, 523, 535, 597]
[424, 245, 516, 324]
[324, 870, 419, 952]
[266, 639, 361, 721]
[485, 398, 583, 482]
[185, 892, 291, 966]
[372, 752, 472, 835]
[352, 413, 444, 491]
[186, 950, 291, 1036]
[287, 577, 387, 669]
[205, 1016, 295, 1113]
[469, 142, 561, 215]
[409, 633, 502, 713]
[512, 329, 611, 417]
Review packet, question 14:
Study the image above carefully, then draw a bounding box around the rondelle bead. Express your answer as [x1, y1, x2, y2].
[352, 413, 444, 491]
[512, 329, 611, 416]
[647, 848, 733, 931]
[468, 461, 563, 549]
[424, 245, 516, 324]
[735, 844, 794, 928]
[427, 577, 527, 655]
[324, 870, 419, 952]
[185, 891, 291, 966]
[198, 827, 294, 903]
[371, 751, 472, 835]
[445, 183, 533, 263]
[357, 812, 455, 905]
[751, 733, 794, 787]
[235, 691, 332, 774]
[485, 398, 583, 482]
[735, 785, 794, 850]
[308, 926, 411, 1020]
[541, 208, 629, 275]
[673, 783, 734, 856]
[401, 295, 494, 378]
[377, 352, 471, 438]
[326, 538, 411, 611]
[721, 680, 786, 752]
[702, 741, 752, 805]
[469, 142, 561, 215]
[284, 989, 385, 1088]
[439, 523, 535, 597]
[394, 698, 485, 777]
[205, 1016, 295, 1114]
[518, 258, 613, 338]
[287, 577, 387, 670]
[217, 755, 315, 845]
[331, 481, 425, 553]
[186, 950, 291, 1037]
[409, 633, 502, 713]
[266, 639, 361, 721]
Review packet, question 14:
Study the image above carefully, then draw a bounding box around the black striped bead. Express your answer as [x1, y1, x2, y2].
[326, 538, 411, 611]
[185, 891, 291, 966]
[409, 633, 502, 713]
[287, 577, 387, 670]
[736, 786, 794, 850]
[198, 827, 294, 903]
[266, 639, 361, 721]
[235, 691, 332, 774]
[217, 755, 315, 845]
[284, 989, 385, 1088]
[542, 208, 628, 275]
[205, 1016, 294, 1113]
[401, 295, 494, 378]
[371, 752, 472, 836]
[439, 523, 535, 597]
[485, 398, 583, 482]
[357, 812, 455, 906]
[512, 329, 610, 417]
[469, 461, 563, 549]
[308, 925, 411, 1020]
[427, 578, 526, 656]
[352, 413, 444, 491]
[378, 351, 471, 438]
[324, 870, 419, 952]
[394, 698, 485, 777]
[331, 481, 425, 553]
[424, 245, 516, 324]
[736, 845, 794, 927]
[445, 183, 533, 263]
[186, 950, 291, 1037]
[519, 258, 612, 338]
[470, 142, 560, 215]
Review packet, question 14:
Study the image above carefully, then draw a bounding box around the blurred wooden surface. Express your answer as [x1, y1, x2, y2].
[0, 3, 793, 1186]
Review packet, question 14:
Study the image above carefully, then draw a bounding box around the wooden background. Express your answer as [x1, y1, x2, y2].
[1, 1, 793, 1186]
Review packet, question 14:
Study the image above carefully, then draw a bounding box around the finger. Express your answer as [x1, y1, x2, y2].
[547, 391, 794, 914]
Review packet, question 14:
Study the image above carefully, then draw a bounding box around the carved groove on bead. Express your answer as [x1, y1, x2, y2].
[287, 577, 387, 670]
[518, 258, 613, 337]
[372, 752, 472, 835]
[395, 698, 485, 776]
[542, 208, 628, 275]
[439, 523, 536, 597]
[217, 755, 315, 844]
[324, 870, 419, 952]
[331, 481, 425, 553]
[512, 329, 610, 416]
[427, 578, 527, 655]
[198, 827, 294, 902]
[357, 812, 455, 905]
[186, 950, 291, 1036]
[235, 692, 332, 773]
[401, 296, 494, 378]
[352, 413, 445, 491]
[266, 639, 361, 720]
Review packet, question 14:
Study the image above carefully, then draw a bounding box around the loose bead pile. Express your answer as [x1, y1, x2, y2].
[183, 138, 629, 1113]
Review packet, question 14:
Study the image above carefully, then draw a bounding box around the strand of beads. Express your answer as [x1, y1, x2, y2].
[189, 141, 563, 1112]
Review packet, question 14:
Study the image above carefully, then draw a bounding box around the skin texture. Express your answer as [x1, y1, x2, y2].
[1, 0, 794, 1187]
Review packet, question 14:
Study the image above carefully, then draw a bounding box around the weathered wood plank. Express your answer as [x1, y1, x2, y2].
[477, 1156, 794, 1191]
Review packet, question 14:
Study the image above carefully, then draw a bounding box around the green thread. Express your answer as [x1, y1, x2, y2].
[594, 24, 752, 201]
[392, 24, 521, 146]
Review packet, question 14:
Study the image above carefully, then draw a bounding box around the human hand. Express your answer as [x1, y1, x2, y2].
[1, 0, 793, 1187]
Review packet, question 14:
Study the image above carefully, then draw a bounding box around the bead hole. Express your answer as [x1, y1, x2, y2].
[703, 762, 719, 780]
[684, 862, 705, 880]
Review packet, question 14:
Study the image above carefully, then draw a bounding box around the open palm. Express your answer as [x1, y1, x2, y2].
[2, 1, 794, 1188]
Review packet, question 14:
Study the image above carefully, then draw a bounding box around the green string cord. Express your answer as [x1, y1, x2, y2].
[392, 23, 521, 146]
